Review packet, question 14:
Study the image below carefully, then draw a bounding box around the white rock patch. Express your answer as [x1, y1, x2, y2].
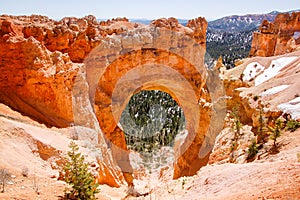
[260, 85, 290, 96]
[242, 62, 264, 81]
[278, 97, 300, 120]
[255, 57, 297, 86]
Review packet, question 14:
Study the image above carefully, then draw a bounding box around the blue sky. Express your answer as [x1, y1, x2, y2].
[0, 0, 299, 21]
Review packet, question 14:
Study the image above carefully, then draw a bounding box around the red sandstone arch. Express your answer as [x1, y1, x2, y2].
[95, 48, 211, 180]
[84, 27, 225, 185]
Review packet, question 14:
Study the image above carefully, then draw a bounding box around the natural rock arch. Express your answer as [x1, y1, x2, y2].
[0, 15, 224, 187]
[84, 26, 225, 184]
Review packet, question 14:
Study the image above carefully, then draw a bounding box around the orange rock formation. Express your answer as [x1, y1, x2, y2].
[0, 14, 224, 187]
[249, 12, 300, 57]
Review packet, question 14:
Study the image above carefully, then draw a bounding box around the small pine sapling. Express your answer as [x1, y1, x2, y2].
[247, 140, 258, 161]
[257, 107, 268, 144]
[253, 95, 259, 101]
[181, 178, 187, 189]
[232, 107, 243, 141]
[229, 107, 243, 162]
[61, 142, 99, 200]
[268, 119, 283, 148]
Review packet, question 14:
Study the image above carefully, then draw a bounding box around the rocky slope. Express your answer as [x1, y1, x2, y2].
[220, 51, 300, 131]
[1, 93, 299, 200]
[0, 103, 128, 199]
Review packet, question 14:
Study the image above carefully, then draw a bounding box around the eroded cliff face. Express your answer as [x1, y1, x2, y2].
[0, 15, 134, 127]
[249, 12, 300, 57]
[0, 15, 215, 187]
[0, 24, 76, 127]
[0, 15, 141, 187]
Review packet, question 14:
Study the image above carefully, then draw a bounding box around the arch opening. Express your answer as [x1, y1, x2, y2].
[119, 90, 186, 172]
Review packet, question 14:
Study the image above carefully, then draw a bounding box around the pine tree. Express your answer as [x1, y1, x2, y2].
[247, 140, 258, 160]
[257, 107, 268, 144]
[120, 90, 185, 153]
[232, 107, 242, 141]
[268, 119, 283, 148]
[286, 119, 300, 132]
[62, 142, 99, 200]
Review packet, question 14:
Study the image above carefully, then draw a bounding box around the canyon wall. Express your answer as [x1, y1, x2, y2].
[249, 12, 300, 57]
[0, 15, 133, 127]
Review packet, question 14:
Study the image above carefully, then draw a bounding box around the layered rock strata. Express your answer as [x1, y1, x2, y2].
[249, 12, 300, 57]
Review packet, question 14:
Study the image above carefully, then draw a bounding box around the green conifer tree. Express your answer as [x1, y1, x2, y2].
[62, 142, 99, 200]
[247, 140, 258, 160]
[268, 119, 283, 148]
[257, 107, 268, 144]
[232, 107, 242, 141]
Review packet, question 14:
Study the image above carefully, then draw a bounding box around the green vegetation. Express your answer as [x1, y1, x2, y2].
[257, 108, 268, 144]
[206, 29, 254, 69]
[253, 95, 259, 101]
[120, 90, 186, 170]
[230, 141, 237, 153]
[61, 142, 99, 200]
[247, 140, 259, 160]
[286, 120, 300, 132]
[181, 178, 187, 189]
[231, 107, 243, 141]
[120, 90, 185, 153]
[229, 107, 243, 163]
[268, 119, 283, 148]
